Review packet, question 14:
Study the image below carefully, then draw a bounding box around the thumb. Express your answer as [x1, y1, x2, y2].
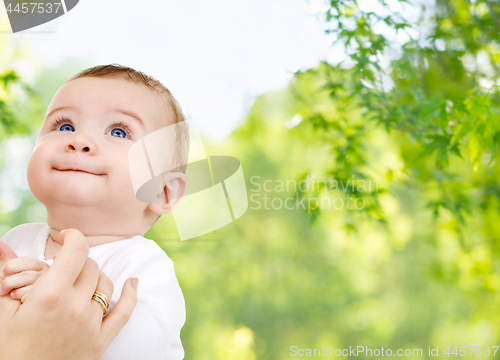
[101, 277, 138, 343]
[0, 241, 17, 260]
[0, 242, 20, 314]
[0, 242, 17, 277]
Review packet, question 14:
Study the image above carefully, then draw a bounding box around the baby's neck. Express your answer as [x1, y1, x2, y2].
[44, 234, 62, 260]
[44, 228, 141, 261]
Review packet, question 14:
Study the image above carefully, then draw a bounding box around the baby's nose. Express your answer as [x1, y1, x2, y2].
[67, 144, 91, 152]
[65, 135, 96, 154]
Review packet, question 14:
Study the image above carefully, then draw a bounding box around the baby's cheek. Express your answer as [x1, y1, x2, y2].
[117, 161, 137, 196]
[26, 149, 53, 203]
[27, 149, 44, 182]
[26, 158, 37, 188]
[27, 155, 42, 191]
[121, 175, 138, 199]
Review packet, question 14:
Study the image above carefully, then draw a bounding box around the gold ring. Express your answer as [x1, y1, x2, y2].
[92, 290, 109, 316]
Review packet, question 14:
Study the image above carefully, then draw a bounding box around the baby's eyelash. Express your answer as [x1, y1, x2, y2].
[50, 118, 133, 139]
[51, 117, 72, 130]
[110, 121, 133, 139]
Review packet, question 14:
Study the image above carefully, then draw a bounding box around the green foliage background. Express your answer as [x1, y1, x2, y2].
[1, 1, 500, 358]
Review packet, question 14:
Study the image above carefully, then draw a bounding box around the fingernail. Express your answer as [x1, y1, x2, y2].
[131, 277, 139, 290]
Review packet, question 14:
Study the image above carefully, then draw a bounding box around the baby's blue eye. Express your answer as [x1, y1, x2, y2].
[110, 128, 127, 138]
[59, 124, 74, 132]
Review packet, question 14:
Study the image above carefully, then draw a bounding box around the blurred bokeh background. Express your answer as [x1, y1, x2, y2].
[2, 0, 500, 358]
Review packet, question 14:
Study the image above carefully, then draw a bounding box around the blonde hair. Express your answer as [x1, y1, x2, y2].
[70, 64, 189, 173]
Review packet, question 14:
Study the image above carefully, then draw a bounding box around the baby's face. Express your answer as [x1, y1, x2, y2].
[27, 77, 169, 212]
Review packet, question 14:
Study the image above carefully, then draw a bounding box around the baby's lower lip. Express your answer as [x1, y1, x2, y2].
[54, 168, 103, 176]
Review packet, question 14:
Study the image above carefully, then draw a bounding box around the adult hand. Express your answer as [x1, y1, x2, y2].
[0, 229, 138, 360]
[0, 240, 18, 267]
[0, 240, 18, 287]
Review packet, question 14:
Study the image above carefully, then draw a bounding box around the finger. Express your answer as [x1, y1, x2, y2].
[0, 291, 21, 316]
[97, 270, 114, 302]
[0, 271, 39, 295]
[101, 277, 138, 342]
[44, 229, 89, 286]
[20, 286, 31, 304]
[0, 242, 17, 274]
[10, 285, 31, 301]
[73, 257, 100, 296]
[1, 258, 47, 278]
[0, 243, 21, 316]
[91, 271, 114, 317]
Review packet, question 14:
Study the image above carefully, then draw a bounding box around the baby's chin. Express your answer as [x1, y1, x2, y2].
[34, 184, 109, 208]
[39, 196, 105, 210]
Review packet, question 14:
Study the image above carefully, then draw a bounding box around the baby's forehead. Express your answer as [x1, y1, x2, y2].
[49, 77, 173, 128]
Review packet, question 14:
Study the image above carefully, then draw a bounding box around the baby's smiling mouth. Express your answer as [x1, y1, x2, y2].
[53, 167, 105, 176]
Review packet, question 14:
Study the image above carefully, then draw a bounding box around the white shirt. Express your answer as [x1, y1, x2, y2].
[0, 223, 185, 360]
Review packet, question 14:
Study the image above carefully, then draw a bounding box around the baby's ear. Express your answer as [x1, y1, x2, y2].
[147, 172, 187, 216]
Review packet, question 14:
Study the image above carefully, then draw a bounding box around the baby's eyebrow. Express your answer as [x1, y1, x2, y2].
[44, 106, 146, 129]
[45, 106, 79, 119]
[109, 108, 146, 129]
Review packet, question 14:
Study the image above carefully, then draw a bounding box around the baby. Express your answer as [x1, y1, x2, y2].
[0, 64, 189, 360]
